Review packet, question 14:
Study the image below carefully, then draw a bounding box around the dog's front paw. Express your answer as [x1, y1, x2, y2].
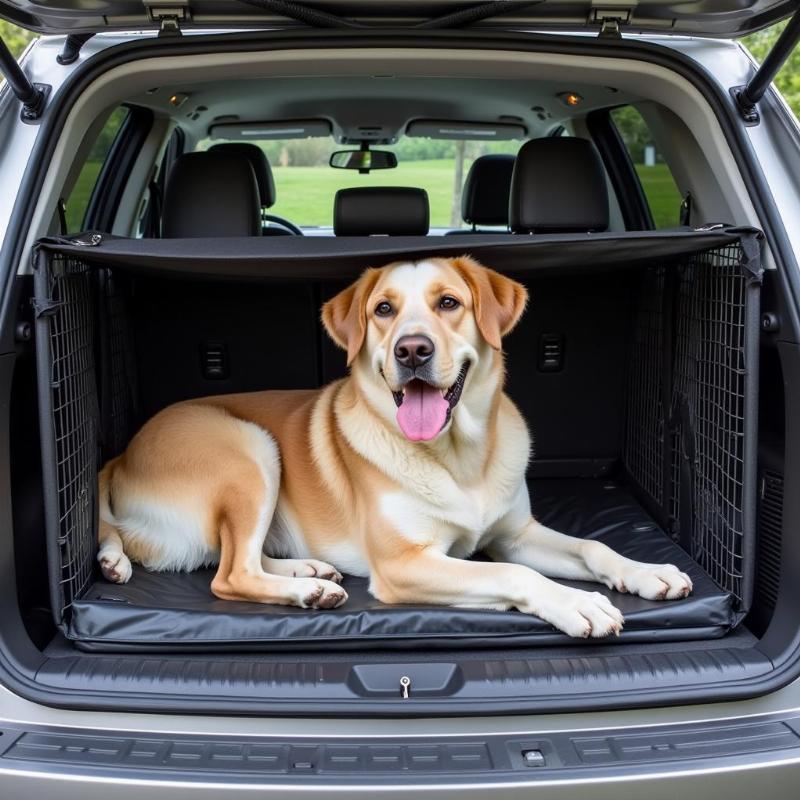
[294, 578, 348, 610]
[527, 586, 624, 638]
[99, 552, 132, 584]
[621, 564, 693, 600]
[297, 559, 343, 584]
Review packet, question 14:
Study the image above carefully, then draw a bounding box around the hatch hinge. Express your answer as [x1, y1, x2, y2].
[592, 8, 632, 38]
[0, 36, 49, 122]
[731, 5, 800, 125]
[147, 3, 189, 36]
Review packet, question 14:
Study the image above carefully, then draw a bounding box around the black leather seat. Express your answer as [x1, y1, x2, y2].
[509, 138, 609, 234]
[161, 151, 261, 238]
[447, 154, 515, 234]
[334, 187, 429, 236]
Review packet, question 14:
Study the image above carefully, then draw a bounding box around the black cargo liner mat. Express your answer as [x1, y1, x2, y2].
[69, 479, 738, 652]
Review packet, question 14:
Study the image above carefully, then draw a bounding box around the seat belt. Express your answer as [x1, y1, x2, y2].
[143, 179, 162, 238]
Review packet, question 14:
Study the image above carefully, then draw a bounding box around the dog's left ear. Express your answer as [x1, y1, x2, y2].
[322, 268, 381, 365]
[450, 257, 528, 350]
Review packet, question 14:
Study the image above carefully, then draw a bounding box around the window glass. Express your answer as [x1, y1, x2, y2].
[196, 137, 521, 229]
[65, 107, 129, 232]
[610, 106, 683, 229]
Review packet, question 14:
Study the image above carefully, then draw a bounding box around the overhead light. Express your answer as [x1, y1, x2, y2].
[241, 128, 306, 136]
[405, 119, 527, 141]
[168, 93, 189, 108]
[208, 119, 333, 140]
[558, 91, 583, 107]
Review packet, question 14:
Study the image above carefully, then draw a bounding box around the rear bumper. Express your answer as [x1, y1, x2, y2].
[1, 711, 800, 798]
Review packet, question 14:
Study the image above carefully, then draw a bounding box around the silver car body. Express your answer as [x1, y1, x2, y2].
[1, 27, 800, 797]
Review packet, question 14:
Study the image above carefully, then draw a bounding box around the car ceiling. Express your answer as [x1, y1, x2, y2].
[127, 76, 639, 144]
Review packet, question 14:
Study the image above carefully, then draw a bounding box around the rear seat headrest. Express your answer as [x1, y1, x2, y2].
[509, 138, 609, 234]
[162, 151, 261, 238]
[209, 142, 276, 208]
[334, 187, 429, 236]
[462, 154, 515, 227]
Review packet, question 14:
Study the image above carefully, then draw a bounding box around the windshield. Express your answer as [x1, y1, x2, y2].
[197, 137, 521, 229]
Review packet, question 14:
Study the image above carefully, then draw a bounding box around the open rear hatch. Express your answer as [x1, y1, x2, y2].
[0, 0, 797, 36]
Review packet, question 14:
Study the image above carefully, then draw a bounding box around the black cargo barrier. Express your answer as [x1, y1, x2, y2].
[32, 227, 762, 652]
[36, 227, 752, 279]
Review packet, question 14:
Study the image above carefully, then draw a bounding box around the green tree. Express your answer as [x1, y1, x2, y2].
[0, 20, 36, 59]
[743, 22, 800, 117]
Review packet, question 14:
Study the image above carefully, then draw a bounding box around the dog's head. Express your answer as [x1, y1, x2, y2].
[322, 257, 527, 442]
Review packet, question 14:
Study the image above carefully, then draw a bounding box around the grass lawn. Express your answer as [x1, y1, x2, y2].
[65, 161, 102, 232]
[635, 163, 683, 229]
[270, 159, 461, 228]
[273, 160, 684, 230]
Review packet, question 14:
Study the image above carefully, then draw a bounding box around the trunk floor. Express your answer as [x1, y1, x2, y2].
[69, 479, 738, 653]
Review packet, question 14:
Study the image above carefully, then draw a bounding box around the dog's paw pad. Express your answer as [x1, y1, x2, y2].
[99, 553, 132, 584]
[303, 559, 343, 584]
[530, 588, 624, 639]
[624, 564, 693, 601]
[277, 558, 343, 583]
[296, 578, 348, 610]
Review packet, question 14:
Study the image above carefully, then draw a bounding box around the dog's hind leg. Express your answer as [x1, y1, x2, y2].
[210, 426, 347, 609]
[97, 458, 133, 584]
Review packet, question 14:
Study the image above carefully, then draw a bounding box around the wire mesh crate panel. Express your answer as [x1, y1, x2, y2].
[671, 243, 751, 607]
[100, 269, 140, 459]
[43, 254, 100, 620]
[624, 267, 665, 507]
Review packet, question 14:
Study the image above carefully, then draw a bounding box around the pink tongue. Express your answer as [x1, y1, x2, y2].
[396, 380, 449, 441]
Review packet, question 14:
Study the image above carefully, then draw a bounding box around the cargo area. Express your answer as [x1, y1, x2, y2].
[10, 228, 767, 666]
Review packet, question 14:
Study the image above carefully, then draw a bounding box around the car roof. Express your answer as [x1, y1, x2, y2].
[1, 0, 795, 38]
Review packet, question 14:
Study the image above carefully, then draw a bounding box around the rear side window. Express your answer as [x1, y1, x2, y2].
[64, 107, 129, 232]
[610, 106, 682, 229]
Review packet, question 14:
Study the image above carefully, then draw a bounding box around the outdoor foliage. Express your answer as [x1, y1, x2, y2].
[745, 21, 800, 112]
[0, 19, 34, 58]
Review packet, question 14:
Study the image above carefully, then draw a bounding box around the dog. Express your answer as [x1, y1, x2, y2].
[97, 256, 692, 638]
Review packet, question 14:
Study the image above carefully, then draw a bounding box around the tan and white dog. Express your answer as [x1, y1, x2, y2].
[97, 256, 692, 638]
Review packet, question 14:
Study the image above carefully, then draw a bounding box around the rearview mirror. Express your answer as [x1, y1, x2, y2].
[329, 149, 397, 172]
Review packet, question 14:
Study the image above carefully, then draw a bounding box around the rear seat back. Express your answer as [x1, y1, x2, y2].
[208, 142, 276, 210]
[161, 151, 261, 238]
[509, 138, 609, 234]
[333, 187, 429, 236]
[447, 154, 515, 234]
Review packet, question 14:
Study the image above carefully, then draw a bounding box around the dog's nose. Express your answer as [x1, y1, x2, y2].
[394, 335, 435, 369]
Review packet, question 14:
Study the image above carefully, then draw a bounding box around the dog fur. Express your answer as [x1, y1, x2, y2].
[97, 256, 691, 638]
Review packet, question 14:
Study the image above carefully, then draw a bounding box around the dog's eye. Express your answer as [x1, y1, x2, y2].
[375, 301, 393, 317]
[439, 295, 460, 310]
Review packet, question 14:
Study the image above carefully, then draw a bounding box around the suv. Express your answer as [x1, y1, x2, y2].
[1, 1, 800, 797]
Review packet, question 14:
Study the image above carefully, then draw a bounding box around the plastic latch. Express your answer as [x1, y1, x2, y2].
[522, 749, 546, 767]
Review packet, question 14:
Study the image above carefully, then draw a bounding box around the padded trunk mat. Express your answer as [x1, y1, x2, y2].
[69, 480, 738, 652]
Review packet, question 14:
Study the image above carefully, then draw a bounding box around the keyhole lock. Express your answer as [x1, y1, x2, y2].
[400, 676, 411, 699]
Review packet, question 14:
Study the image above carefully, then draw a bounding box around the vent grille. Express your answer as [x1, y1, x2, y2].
[755, 470, 783, 620]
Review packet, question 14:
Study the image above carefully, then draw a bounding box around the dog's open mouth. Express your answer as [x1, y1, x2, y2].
[392, 362, 470, 442]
